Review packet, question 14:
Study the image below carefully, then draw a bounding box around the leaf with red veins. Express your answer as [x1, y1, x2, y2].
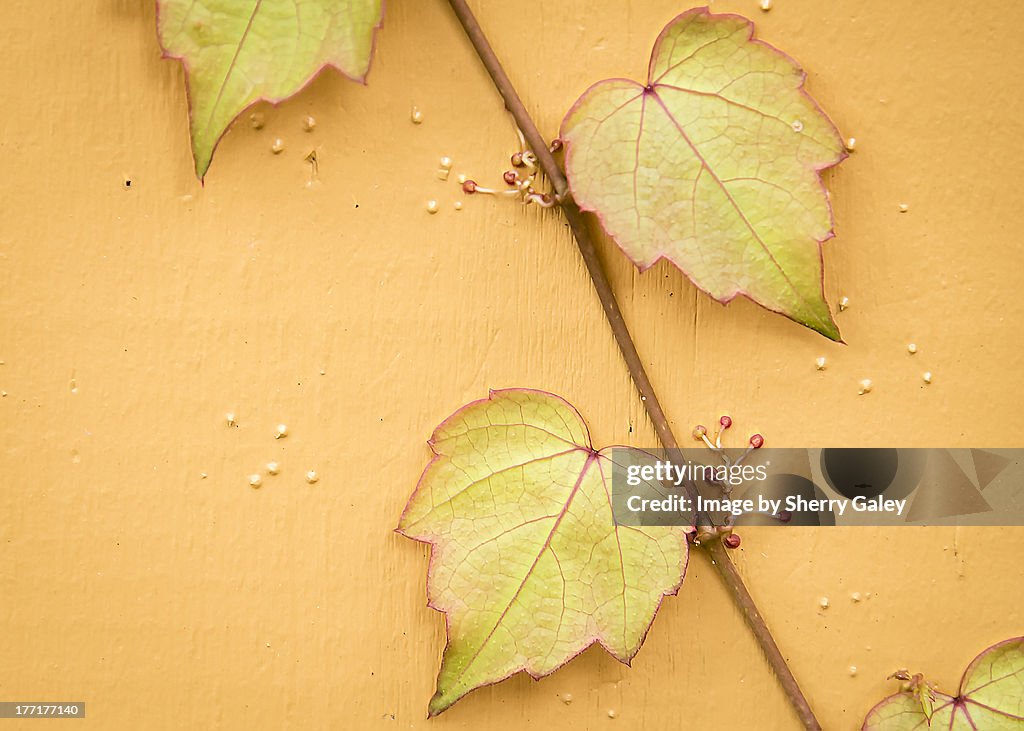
[398, 389, 688, 716]
[157, 0, 383, 178]
[863, 637, 1024, 729]
[560, 7, 847, 339]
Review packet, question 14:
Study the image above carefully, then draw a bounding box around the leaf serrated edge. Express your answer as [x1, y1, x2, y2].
[395, 388, 688, 716]
[559, 6, 848, 341]
[155, 0, 386, 180]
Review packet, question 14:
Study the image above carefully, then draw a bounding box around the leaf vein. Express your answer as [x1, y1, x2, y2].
[648, 90, 825, 325]
[442, 453, 599, 693]
[204, 0, 265, 140]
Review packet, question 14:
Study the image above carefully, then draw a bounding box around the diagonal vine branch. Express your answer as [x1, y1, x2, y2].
[444, 1, 822, 728]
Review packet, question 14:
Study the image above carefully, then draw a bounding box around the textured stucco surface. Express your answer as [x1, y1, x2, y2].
[1, 1, 1022, 729]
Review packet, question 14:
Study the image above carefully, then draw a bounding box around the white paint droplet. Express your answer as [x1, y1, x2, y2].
[907, 343, 918, 354]
[439, 156, 453, 170]
[457, 173, 467, 185]
[250, 112, 265, 129]
[819, 597, 830, 609]
[760, 0, 772, 10]
[249, 474, 263, 488]
[266, 462, 280, 475]
[561, 693, 573, 705]
[858, 379, 873, 395]
[607, 709, 617, 719]
[305, 470, 319, 484]
[922, 371, 932, 384]
[453, 201, 464, 211]
[815, 356, 827, 370]
[275, 424, 288, 439]
[200, 472, 208, 479]
[851, 592, 862, 602]
[849, 665, 858, 677]
[899, 203, 909, 213]
[846, 137, 857, 151]
[226, 412, 237, 427]
[839, 296, 850, 311]
[271, 138, 284, 154]
[426, 200, 439, 214]
[791, 120, 804, 132]
[304, 115, 316, 132]
[410, 106, 423, 124]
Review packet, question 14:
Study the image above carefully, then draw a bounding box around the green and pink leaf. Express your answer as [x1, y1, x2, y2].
[398, 389, 688, 715]
[863, 637, 1024, 729]
[157, 0, 383, 178]
[560, 7, 847, 339]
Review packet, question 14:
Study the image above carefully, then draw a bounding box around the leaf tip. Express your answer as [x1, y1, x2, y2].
[190, 133, 214, 181]
[427, 692, 451, 717]
[815, 316, 843, 343]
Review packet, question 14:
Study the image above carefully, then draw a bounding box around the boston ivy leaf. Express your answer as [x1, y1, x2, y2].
[862, 637, 1024, 729]
[397, 389, 688, 715]
[560, 7, 846, 339]
[157, 0, 383, 178]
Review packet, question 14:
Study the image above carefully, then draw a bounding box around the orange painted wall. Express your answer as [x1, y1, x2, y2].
[2, 1, 1022, 728]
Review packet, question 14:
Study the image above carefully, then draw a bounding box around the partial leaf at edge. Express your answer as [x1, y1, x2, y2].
[397, 389, 688, 716]
[157, 0, 383, 178]
[862, 638, 1024, 730]
[958, 637, 1024, 728]
[862, 691, 958, 731]
[560, 7, 846, 339]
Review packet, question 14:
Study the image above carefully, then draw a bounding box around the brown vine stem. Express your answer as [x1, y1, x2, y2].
[444, 1, 822, 729]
